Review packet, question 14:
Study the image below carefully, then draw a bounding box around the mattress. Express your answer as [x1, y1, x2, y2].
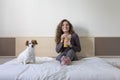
[0, 57, 120, 80]
[101, 57, 120, 66]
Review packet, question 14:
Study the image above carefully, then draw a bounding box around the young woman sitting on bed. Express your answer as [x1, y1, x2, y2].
[55, 19, 81, 65]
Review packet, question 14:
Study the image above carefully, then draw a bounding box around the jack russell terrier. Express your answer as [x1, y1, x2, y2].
[17, 40, 38, 64]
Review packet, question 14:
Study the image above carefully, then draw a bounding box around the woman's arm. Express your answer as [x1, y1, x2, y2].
[71, 33, 81, 52]
[56, 42, 63, 53]
[56, 34, 66, 53]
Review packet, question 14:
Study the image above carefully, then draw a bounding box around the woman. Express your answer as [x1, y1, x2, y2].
[55, 19, 81, 65]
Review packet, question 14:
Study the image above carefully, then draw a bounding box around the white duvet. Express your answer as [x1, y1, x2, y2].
[0, 57, 120, 80]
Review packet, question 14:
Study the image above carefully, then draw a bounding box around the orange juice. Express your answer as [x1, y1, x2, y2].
[64, 37, 70, 47]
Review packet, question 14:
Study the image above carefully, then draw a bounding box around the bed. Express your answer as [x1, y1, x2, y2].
[0, 57, 120, 80]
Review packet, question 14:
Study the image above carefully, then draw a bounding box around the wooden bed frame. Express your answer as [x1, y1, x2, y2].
[0, 37, 120, 58]
[15, 37, 94, 58]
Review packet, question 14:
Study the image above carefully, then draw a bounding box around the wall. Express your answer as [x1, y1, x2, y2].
[0, 0, 120, 37]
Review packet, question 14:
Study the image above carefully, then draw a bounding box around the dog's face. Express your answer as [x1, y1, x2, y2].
[26, 40, 38, 48]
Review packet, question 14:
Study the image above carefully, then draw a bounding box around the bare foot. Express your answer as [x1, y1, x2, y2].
[61, 56, 71, 65]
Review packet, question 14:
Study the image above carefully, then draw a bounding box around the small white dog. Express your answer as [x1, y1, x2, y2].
[17, 40, 38, 64]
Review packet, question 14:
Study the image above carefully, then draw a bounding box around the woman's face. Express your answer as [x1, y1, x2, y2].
[62, 21, 70, 33]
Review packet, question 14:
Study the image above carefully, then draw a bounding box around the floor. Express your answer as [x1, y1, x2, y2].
[0, 56, 16, 64]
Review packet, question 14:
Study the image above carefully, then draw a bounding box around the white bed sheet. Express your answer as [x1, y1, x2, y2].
[0, 64, 29, 80]
[0, 57, 120, 80]
[102, 57, 120, 66]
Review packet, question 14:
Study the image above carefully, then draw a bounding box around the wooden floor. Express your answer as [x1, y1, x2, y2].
[0, 56, 16, 64]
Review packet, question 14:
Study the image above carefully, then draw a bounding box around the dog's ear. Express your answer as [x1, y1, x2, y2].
[26, 40, 29, 46]
[34, 40, 38, 44]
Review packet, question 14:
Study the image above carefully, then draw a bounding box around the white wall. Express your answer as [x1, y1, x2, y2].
[0, 0, 120, 37]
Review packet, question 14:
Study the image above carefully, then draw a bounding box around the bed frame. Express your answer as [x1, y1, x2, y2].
[15, 37, 94, 58]
[0, 37, 120, 57]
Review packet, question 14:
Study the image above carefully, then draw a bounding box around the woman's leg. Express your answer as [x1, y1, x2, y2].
[56, 52, 66, 61]
[66, 49, 77, 61]
[60, 49, 75, 65]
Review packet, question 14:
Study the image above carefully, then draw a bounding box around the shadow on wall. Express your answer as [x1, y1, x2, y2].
[74, 26, 89, 36]
[74, 26, 94, 57]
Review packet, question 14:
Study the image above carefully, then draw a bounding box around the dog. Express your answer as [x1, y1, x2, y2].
[17, 40, 38, 64]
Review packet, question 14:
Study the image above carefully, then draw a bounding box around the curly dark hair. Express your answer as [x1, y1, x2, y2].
[55, 19, 75, 44]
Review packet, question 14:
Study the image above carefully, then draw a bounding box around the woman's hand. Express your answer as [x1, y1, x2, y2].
[61, 34, 67, 42]
[62, 34, 71, 47]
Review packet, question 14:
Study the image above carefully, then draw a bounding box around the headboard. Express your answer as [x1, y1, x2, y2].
[0, 38, 15, 56]
[16, 37, 95, 58]
[95, 37, 120, 56]
[1, 37, 120, 57]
